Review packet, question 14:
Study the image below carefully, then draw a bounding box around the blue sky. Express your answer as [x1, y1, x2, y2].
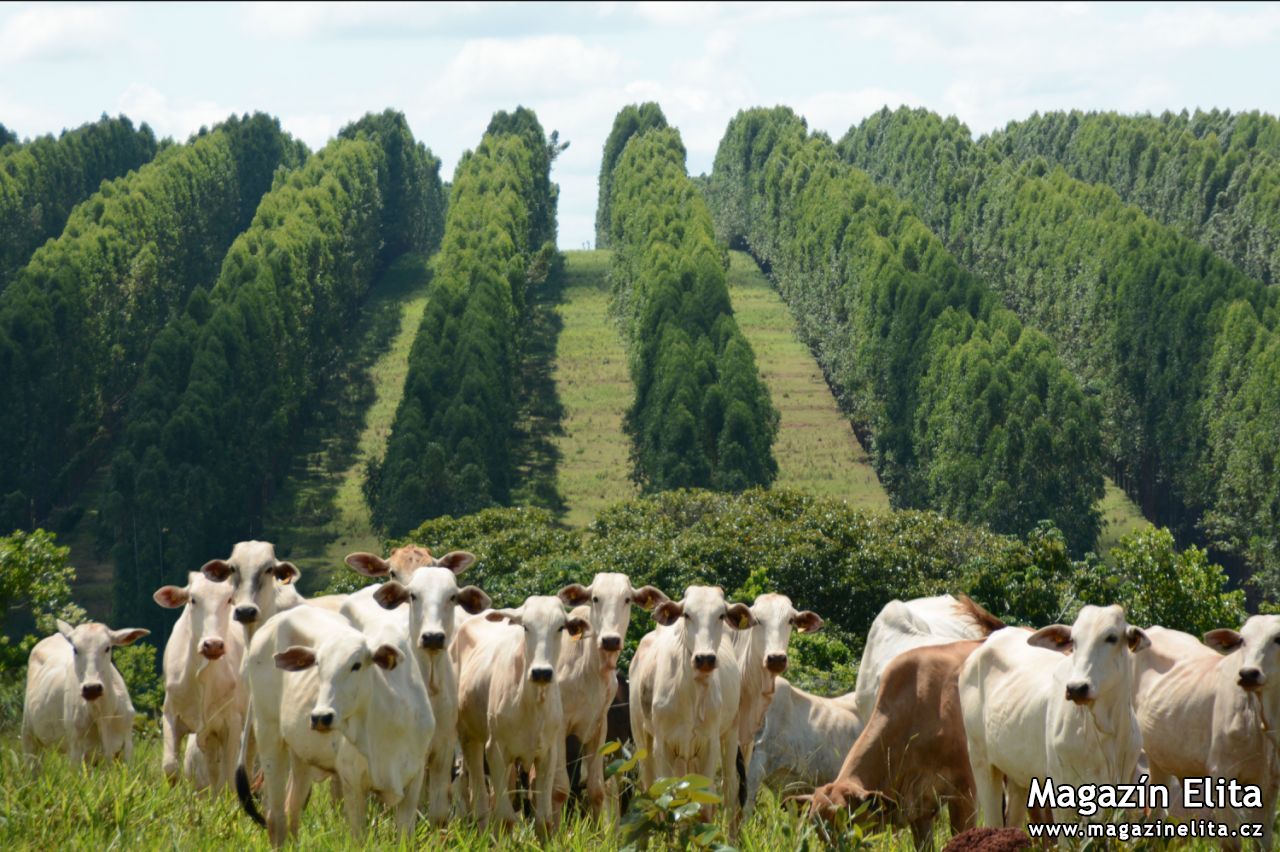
[2, 1, 1279, 248]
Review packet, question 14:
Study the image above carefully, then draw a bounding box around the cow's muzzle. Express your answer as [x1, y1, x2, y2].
[310, 711, 335, 732]
[530, 667, 554, 684]
[600, 635, 622, 652]
[1239, 667, 1265, 692]
[419, 632, 446, 651]
[1065, 681, 1093, 704]
[200, 639, 226, 660]
[233, 606, 259, 624]
[693, 653, 717, 673]
[766, 653, 788, 674]
[81, 683, 104, 701]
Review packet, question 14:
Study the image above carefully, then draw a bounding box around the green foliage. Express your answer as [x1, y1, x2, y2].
[595, 102, 667, 248]
[0, 114, 157, 292]
[0, 529, 83, 671]
[104, 114, 445, 632]
[112, 642, 162, 720]
[619, 772, 730, 851]
[839, 106, 1280, 579]
[605, 115, 779, 494]
[371, 110, 558, 535]
[708, 108, 1103, 552]
[0, 114, 305, 531]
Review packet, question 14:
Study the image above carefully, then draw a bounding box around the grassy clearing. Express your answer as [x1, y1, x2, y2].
[261, 254, 432, 595]
[510, 261, 569, 514]
[726, 252, 890, 510]
[1096, 478, 1153, 558]
[552, 251, 638, 527]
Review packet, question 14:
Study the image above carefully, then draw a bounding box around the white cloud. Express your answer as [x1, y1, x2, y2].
[115, 84, 240, 142]
[794, 87, 922, 139]
[434, 35, 620, 102]
[0, 4, 121, 63]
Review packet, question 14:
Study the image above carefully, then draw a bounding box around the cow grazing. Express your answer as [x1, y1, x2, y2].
[960, 605, 1150, 827]
[358, 564, 490, 825]
[22, 619, 149, 765]
[238, 605, 431, 846]
[629, 585, 755, 820]
[805, 640, 983, 845]
[153, 572, 247, 790]
[729, 593, 823, 795]
[200, 541, 301, 639]
[455, 596, 588, 830]
[1132, 617, 1280, 848]
[553, 574, 668, 813]
[744, 677, 860, 812]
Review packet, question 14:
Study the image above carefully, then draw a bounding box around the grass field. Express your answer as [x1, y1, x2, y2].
[260, 254, 431, 595]
[551, 251, 638, 527]
[726, 252, 890, 510]
[1096, 478, 1154, 558]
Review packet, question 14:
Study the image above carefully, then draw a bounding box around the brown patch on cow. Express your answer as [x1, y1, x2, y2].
[942, 827, 1032, 852]
[953, 595, 1006, 637]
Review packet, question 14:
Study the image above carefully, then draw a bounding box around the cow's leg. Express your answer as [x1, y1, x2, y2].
[972, 761, 1004, 828]
[631, 698, 654, 790]
[719, 729, 740, 826]
[339, 774, 368, 843]
[554, 734, 573, 813]
[487, 741, 517, 826]
[744, 740, 768, 819]
[425, 742, 453, 826]
[461, 732, 489, 823]
[582, 721, 608, 817]
[533, 747, 556, 835]
[258, 737, 290, 848]
[161, 706, 188, 783]
[1005, 780, 1030, 829]
[286, 759, 318, 841]
[395, 770, 425, 838]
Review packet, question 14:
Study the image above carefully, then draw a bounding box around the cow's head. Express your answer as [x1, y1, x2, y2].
[1029, 604, 1149, 705]
[273, 624, 401, 735]
[201, 541, 298, 633]
[153, 571, 235, 661]
[800, 780, 897, 826]
[744, 593, 823, 675]
[653, 586, 756, 676]
[485, 596, 589, 686]
[345, 545, 475, 586]
[374, 568, 490, 653]
[1205, 615, 1280, 724]
[557, 573, 667, 664]
[56, 620, 148, 703]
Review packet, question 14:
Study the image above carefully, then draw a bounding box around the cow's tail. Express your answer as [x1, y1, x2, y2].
[954, 594, 1005, 637]
[236, 696, 265, 827]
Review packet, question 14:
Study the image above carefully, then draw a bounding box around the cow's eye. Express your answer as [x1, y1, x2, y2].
[592, 596, 599, 603]
[558, 624, 566, 632]
[410, 593, 418, 602]
[624, 597, 631, 604]
[1273, 636, 1280, 646]
[1105, 634, 1118, 644]
[351, 662, 362, 671]
[72, 647, 78, 656]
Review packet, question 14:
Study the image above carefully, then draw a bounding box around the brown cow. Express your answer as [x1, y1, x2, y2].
[805, 640, 981, 846]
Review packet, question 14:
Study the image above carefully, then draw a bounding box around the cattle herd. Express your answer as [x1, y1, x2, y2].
[18, 539, 1280, 848]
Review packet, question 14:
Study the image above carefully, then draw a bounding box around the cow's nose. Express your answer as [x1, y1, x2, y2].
[419, 632, 446, 651]
[530, 667, 554, 684]
[1239, 667, 1265, 690]
[1065, 681, 1092, 703]
[81, 683, 104, 701]
[766, 653, 789, 674]
[234, 606, 259, 624]
[310, 711, 335, 731]
[693, 653, 717, 673]
[600, 635, 622, 652]
[200, 638, 225, 660]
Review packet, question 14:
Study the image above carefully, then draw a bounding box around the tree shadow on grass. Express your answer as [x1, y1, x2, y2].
[510, 259, 568, 516]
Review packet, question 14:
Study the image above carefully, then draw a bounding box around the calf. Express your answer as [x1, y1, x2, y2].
[805, 641, 983, 845]
[344, 545, 476, 585]
[1132, 617, 1280, 849]
[22, 619, 149, 765]
[554, 574, 668, 812]
[960, 606, 1149, 827]
[238, 606, 431, 846]
[357, 564, 490, 825]
[153, 572, 247, 791]
[629, 586, 755, 820]
[455, 596, 588, 830]
[200, 541, 300, 640]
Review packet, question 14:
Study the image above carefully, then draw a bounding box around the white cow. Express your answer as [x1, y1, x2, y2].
[553, 574, 668, 813]
[354, 565, 490, 825]
[729, 593, 823, 798]
[1132, 617, 1280, 849]
[744, 677, 860, 809]
[22, 619, 149, 765]
[455, 596, 588, 830]
[238, 606, 431, 846]
[344, 545, 476, 586]
[960, 605, 1149, 827]
[153, 572, 247, 791]
[629, 585, 755, 820]
[199, 541, 301, 639]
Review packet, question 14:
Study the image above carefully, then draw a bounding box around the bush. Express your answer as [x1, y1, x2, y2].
[0, 529, 84, 672]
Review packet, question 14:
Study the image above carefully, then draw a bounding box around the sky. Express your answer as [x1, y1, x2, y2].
[2, 1, 1279, 248]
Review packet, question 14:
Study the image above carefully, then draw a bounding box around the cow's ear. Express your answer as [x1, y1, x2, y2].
[1204, 628, 1244, 653]
[271, 562, 299, 585]
[631, 585, 669, 611]
[435, 550, 476, 575]
[274, 646, 316, 671]
[792, 610, 824, 634]
[653, 601, 683, 627]
[153, 585, 190, 608]
[725, 603, 758, 630]
[1028, 624, 1073, 652]
[374, 581, 410, 610]
[485, 608, 522, 625]
[457, 586, 491, 615]
[345, 552, 390, 578]
[558, 583, 592, 607]
[110, 628, 150, 646]
[372, 644, 401, 671]
[201, 559, 232, 582]
[56, 619, 75, 641]
[565, 617, 590, 639]
[1126, 626, 1151, 653]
